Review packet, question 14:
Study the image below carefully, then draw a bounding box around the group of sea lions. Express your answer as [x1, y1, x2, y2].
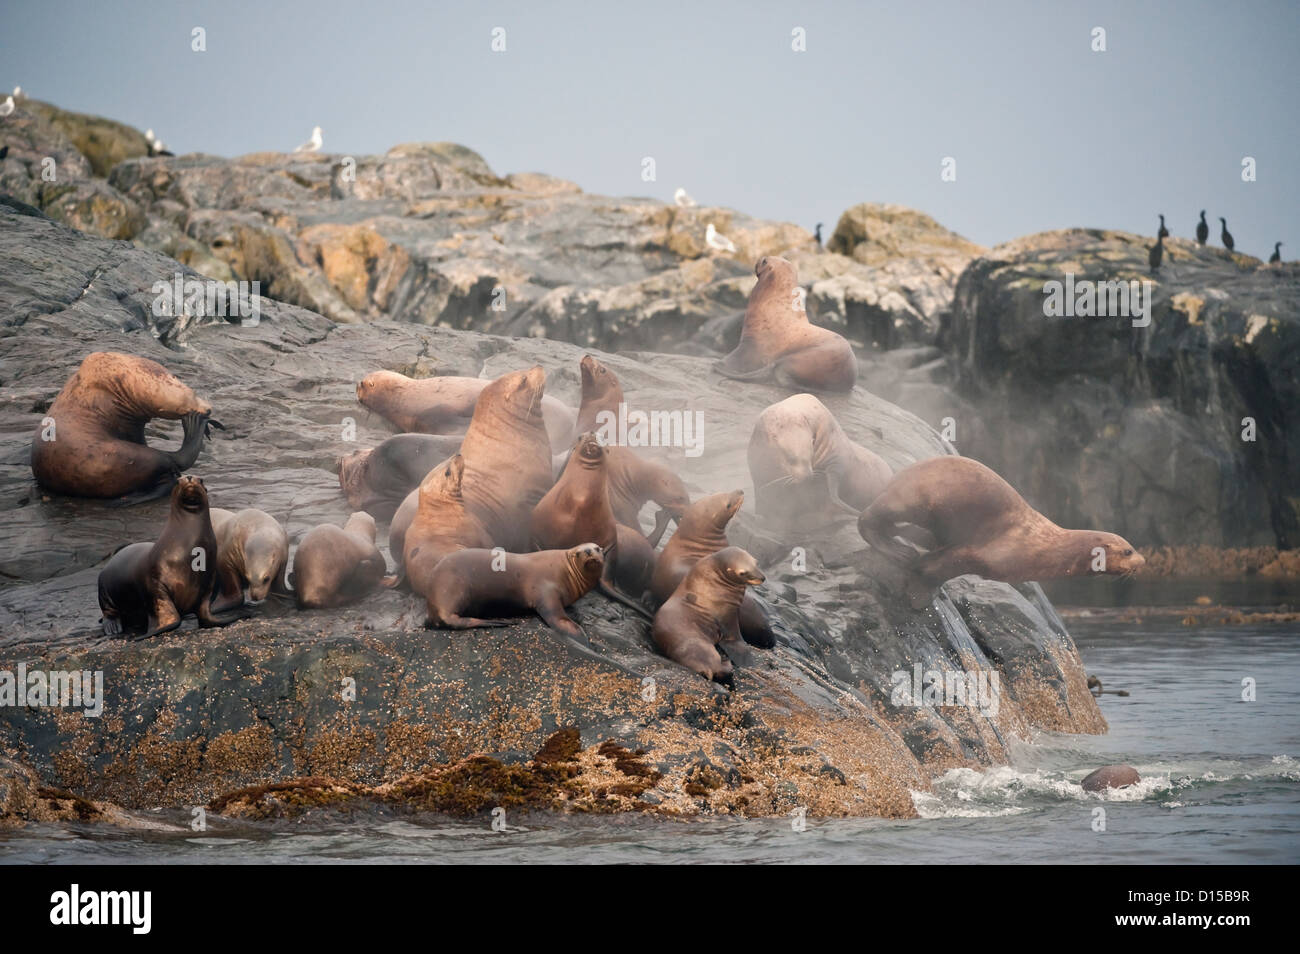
[30, 254, 1144, 684]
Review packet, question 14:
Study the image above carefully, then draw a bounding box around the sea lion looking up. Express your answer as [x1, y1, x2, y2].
[290, 512, 387, 609]
[716, 257, 857, 392]
[575, 354, 690, 543]
[651, 546, 765, 684]
[31, 351, 221, 502]
[337, 433, 463, 521]
[97, 476, 243, 638]
[857, 456, 1145, 606]
[458, 366, 556, 552]
[208, 507, 290, 611]
[422, 543, 606, 639]
[748, 393, 891, 527]
[356, 370, 576, 451]
[649, 490, 775, 648]
[396, 454, 493, 594]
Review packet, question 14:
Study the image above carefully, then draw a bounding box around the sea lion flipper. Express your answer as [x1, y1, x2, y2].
[105, 481, 177, 508]
[646, 508, 673, 548]
[171, 410, 212, 470]
[597, 581, 652, 619]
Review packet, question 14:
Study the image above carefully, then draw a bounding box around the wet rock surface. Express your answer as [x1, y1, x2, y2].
[0, 205, 1105, 820]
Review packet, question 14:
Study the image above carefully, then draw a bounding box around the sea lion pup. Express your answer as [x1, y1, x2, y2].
[289, 512, 387, 609]
[356, 370, 576, 451]
[32, 351, 221, 502]
[1081, 765, 1141, 792]
[208, 507, 290, 612]
[649, 490, 775, 648]
[857, 456, 1145, 605]
[459, 365, 556, 552]
[337, 433, 463, 520]
[529, 432, 650, 613]
[651, 546, 765, 683]
[423, 543, 606, 639]
[97, 476, 242, 638]
[395, 454, 493, 593]
[576, 354, 690, 542]
[748, 393, 892, 526]
[716, 256, 857, 392]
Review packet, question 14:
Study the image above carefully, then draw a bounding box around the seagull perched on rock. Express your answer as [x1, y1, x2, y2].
[674, 187, 696, 208]
[0, 96, 14, 118]
[705, 222, 736, 254]
[12, 86, 23, 100]
[294, 125, 323, 153]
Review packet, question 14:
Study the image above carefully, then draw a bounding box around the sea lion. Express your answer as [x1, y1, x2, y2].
[337, 433, 463, 520]
[1081, 765, 1141, 792]
[356, 370, 576, 451]
[717, 257, 857, 392]
[208, 508, 290, 611]
[387, 487, 419, 581]
[459, 366, 555, 552]
[649, 490, 775, 648]
[97, 476, 242, 638]
[748, 393, 891, 527]
[32, 351, 220, 502]
[857, 456, 1146, 606]
[575, 354, 691, 541]
[422, 543, 606, 639]
[530, 432, 649, 610]
[398, 454, 494, 594]
[289, 512, 387, 609]
[651, 546, 765, 683]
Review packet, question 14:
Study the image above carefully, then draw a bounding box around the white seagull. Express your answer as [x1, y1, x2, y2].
[145, 128, 155, 144]
[12, 86, 22, 99]
[294, 125, 323, 153]
[705, 222, 737, 254]
[674, 187, 697, 208]
[0, 96, 14, 118]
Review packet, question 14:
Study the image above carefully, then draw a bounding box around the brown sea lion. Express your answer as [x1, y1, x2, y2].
[356, 370, 576, 451]
[422, 543, 606, 639]
[857, 456, 1146, 606]
[398, 454, 494, 594]
[337, 433, 463, 521]
[615, 523, 656, 598]
[717, 257, 857, 392]
[97, 476, 242, 638]
[387, 487, 419, 581]
[1081, 765, 1141, 792]
[748, 393, 892, 526]
[530, 432, 648, 612]
[459, 366, 556, 552]
[290, 512, 387, 609]
[651, 546, 765, 683]
[208, 507, 290, 611]
[649, 490, 775, 648]
[32, 352, 221, 502]
[575, 354, 690, 542]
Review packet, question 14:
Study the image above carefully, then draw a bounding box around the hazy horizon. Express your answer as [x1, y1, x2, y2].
[3, 0, 1296, 255]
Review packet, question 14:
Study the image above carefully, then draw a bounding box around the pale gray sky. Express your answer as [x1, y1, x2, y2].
[3, 0, 1296, 255]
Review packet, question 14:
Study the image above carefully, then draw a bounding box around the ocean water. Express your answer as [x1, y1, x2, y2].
[2, 619, 1297, 864]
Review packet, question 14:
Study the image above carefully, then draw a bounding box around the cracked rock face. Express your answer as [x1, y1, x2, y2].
[0, 206, 1104, 820]
[946, 229, 1300, 548]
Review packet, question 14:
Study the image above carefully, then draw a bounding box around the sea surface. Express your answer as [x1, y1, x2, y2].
[2, 618, 1297, 864]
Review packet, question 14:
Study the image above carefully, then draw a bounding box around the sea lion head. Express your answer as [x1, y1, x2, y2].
[1082, 531, 1146, 577]
[567, 542, 606, 580]
[336, 447, 373, 502]
[710, 546, 765, 588]
[343, 511, 377, 542]
[88, 352, 211, 419]
[172, 474, 209, 514]
[683, 490, 744, 535]
[356, 370, 408, 411]
[580, 354, 622, 408]
[754, 255, 796, 287]
[243, 529, 288, 601]
[573, 431, 606, 466]
[486, 365, 547, 423]
[419, 453, 466, 501]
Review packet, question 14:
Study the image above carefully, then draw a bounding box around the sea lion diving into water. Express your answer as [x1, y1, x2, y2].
[857, 456, 1145, 608]
[31, 351, 222, 503]
[717, 256, 857, 392]
[748, 393, 891, 528]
